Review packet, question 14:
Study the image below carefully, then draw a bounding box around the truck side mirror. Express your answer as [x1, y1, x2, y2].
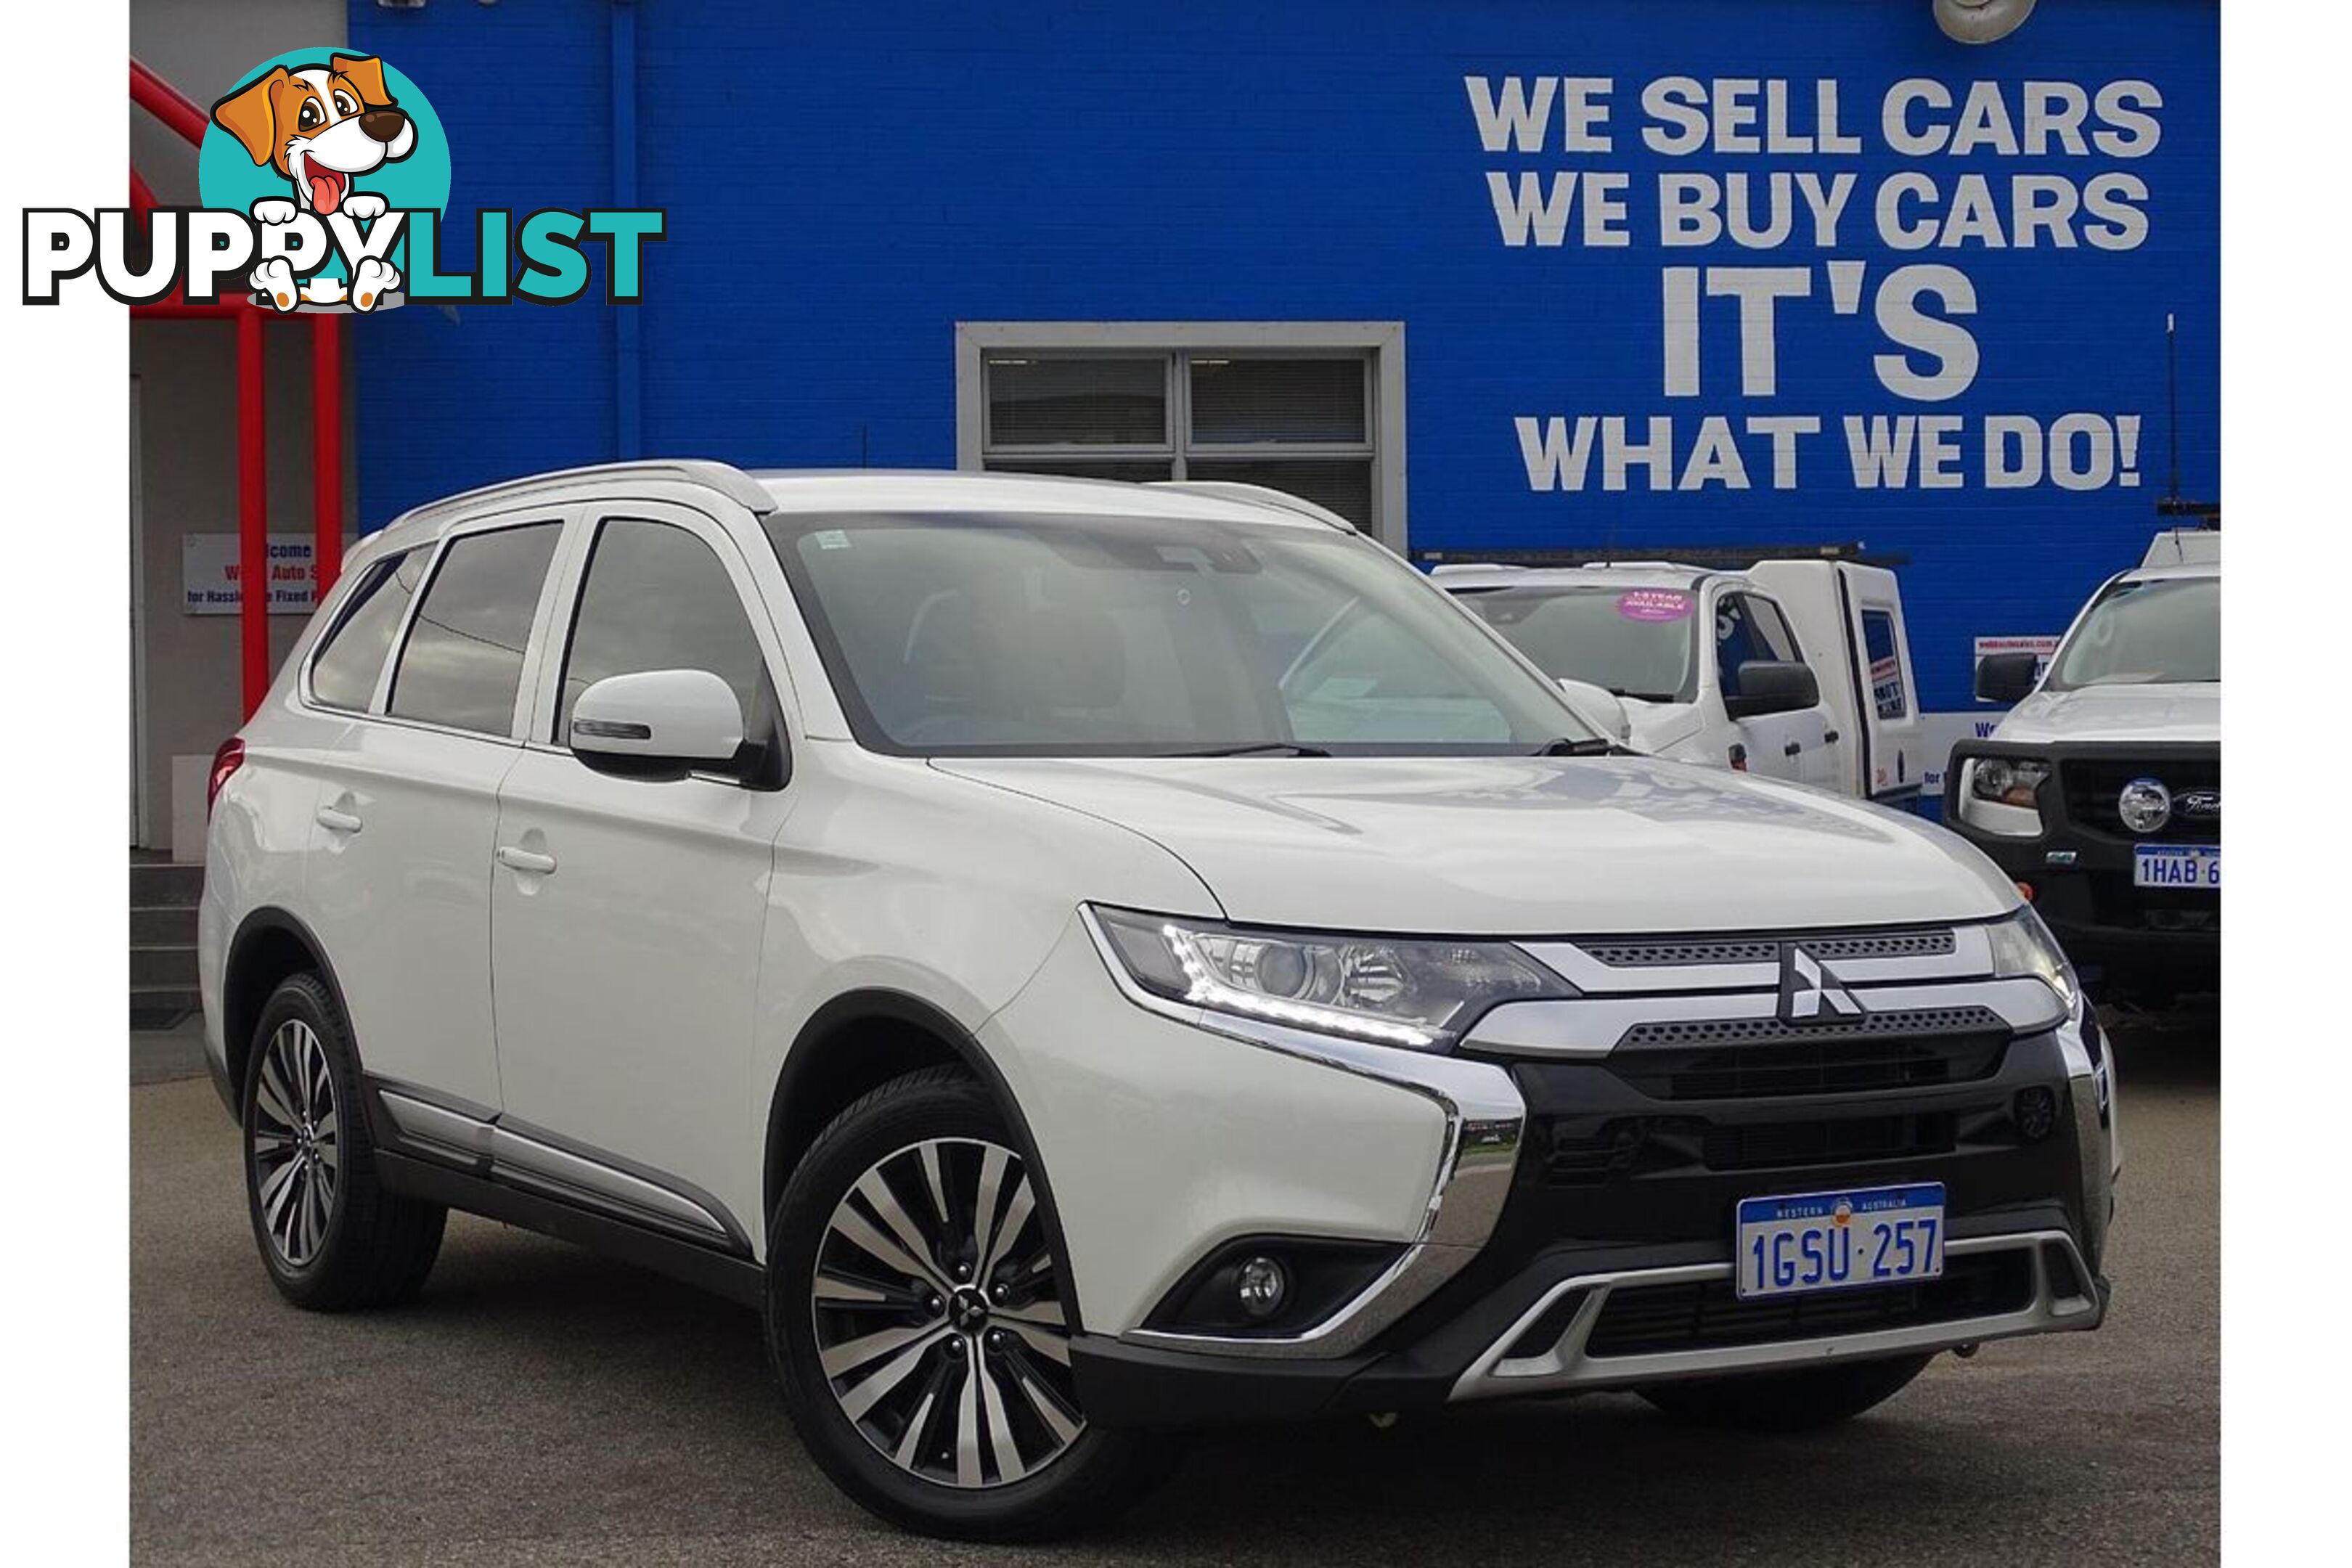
[1723, 660, 1818, 720]
[1975, 651, 2041, 704]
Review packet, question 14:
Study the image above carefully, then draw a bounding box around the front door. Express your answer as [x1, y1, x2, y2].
[1714, 589, 1829, 783]
[488, 505, 794, 1245]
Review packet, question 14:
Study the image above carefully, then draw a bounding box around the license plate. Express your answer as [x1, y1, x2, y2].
[2135, 844, 2219, 889]
[1736, 1183, 1945, 1301]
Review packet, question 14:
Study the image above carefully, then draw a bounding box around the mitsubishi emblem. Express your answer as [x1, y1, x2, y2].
[1779, 944, 1863, 1023]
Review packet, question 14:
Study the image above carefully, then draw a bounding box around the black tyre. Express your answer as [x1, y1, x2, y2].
[1638, 1352, 1933, 1432]
[767, 1067, 1179, 1541]
[242, 973, 446, 1310]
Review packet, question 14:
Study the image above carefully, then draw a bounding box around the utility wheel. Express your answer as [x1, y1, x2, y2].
[242, 973, 445, 1310]
[767, 1067, 1180, 1541]
[1639, 1353, 1933, 1432]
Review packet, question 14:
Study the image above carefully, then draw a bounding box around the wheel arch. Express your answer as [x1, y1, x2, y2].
[763, 989, 1085, 1330]
[222, 907, 356, 1119]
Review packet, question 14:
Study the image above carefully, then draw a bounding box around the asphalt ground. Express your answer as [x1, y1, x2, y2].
[130, 1017, 2217, 1566]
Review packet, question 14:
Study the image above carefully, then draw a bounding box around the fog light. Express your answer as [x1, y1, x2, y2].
[2014, 1086, 2059, 1142]
[1235, 1256, 1289, 1319]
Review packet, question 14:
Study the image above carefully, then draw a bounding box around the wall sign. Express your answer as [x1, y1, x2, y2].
[183, 534, 343, 615]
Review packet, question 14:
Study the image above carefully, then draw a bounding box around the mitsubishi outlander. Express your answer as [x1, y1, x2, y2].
[202, 464, 2117, 1540]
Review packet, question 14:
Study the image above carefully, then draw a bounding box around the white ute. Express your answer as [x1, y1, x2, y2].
[1439, 560, 1928, 804]
[202, 465, 2115, 1540]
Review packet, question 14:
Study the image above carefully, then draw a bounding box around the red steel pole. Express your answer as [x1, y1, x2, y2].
[237, 308, 269, 716]
[311, 315, 343, 597]
[131, 58, 211, 147]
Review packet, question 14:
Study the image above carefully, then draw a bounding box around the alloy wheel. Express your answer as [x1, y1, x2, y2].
[812, 1137, 1084, 1488]
[249, 1018, 340, 1268]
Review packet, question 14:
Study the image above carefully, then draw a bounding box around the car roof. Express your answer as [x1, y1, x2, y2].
[361, 462, 1347, 558]
[1431, 563, 1728, 592]
[2115, 561, 2220, 585]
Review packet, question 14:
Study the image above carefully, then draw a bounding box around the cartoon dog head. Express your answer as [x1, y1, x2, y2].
[211, 55, 416, 218]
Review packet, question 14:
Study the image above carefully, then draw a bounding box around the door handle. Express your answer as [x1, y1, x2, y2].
[497, 845, 558, 875]
[1824, 729, 1841, 745]
[1783, 740, 1803, 758]
[315, 806, 364, 835]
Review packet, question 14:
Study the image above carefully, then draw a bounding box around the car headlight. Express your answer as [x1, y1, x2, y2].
[1986, 904, 2079, 1014]
[1969, 756, 2049, 808]
[1090, 907, 1570, 1050]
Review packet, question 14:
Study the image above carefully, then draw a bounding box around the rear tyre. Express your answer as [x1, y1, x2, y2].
[767, 1066, 1180, 1541]
[1638, 1353, 1933, 1432]
[242, 973, 446, 1310]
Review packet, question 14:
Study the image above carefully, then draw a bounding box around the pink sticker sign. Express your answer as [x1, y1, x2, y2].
[1617, 589, 1694, 623]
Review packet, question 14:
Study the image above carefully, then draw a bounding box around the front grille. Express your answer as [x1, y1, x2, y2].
[1581, 1249, 2034, 1358]
[2060, 756, 2220, 843]
[1581, 928, 1954, 968]
[1537, 1105, 2020, 1185]
[1609, 1024, 2009, 1098]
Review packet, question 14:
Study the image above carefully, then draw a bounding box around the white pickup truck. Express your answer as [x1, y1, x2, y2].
[1945, 529, 2220, 1003]
[1438, 560, 1929, 808]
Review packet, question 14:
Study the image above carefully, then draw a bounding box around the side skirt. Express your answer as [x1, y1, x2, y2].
[375, 1150, 769, 1310]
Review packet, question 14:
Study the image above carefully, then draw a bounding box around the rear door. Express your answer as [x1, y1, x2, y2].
[300, 512, 568, 1111]
[486, 503, 796, 1247]
[1839, 565, 1927, 806]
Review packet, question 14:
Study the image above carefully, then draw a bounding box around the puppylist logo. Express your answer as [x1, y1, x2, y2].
[24, 49, 662, 311]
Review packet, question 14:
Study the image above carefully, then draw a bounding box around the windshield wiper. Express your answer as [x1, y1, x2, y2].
[1607, 688, 1678, 703]
[1530, 736, 1625, 757]
[1175, 743, 1335, 758]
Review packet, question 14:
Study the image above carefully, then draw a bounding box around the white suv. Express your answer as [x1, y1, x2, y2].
[201, 463, 2116, 1541]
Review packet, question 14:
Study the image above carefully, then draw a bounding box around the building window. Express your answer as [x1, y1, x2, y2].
[956, 323, 1406, 548]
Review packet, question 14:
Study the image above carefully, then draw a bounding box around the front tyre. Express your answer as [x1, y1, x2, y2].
[1638, 1352, 1933, 1432]
[767, 1068, 1177, 1541]
[242, 973, 445, 1310]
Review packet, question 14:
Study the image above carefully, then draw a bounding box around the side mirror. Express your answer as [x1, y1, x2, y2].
[1975, 650, 2041, 704]
[1556, 677, 1633, 743]
[1723, 660, 1819, 721]
[569, 669, 745, 776]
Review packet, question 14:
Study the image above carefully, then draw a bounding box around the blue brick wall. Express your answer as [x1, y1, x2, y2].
[351, 0, 2218, 716]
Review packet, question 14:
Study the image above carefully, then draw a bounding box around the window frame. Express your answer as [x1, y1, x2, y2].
[955, 322, 1407, 550]
[361, 510, 575, 743]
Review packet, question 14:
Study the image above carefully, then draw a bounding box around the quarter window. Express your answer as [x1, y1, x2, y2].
[558, 518, 768, 739]
[308, 548, 422, 711]
[387, 522, 562, 736]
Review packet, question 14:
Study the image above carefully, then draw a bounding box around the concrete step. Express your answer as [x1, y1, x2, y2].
[130, 984, 203, 1030]
[132, 945, 199, 987]
[131, 905, 199, 946]
[131, 862, 204, 908]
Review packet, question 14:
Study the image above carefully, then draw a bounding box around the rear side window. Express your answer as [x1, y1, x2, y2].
[308, 549, 422, 711]
[1861, 610, 1909, 719]
[556, 518, 769, 738]
[388, 523, 563, 736]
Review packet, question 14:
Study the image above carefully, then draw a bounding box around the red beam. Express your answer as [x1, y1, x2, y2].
[131, 57, 210, 147]
[311, 316, 344, 597]
[237, 309, 269, 716]
[130, 166, 158, 225]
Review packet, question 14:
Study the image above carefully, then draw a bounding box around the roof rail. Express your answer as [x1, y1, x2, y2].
[1147, 480, 1357, 532]
[386, 460, 773, 531]
[1427, 562, 1524, 576]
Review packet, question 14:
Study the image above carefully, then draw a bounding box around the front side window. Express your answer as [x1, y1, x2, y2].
[2047, 576, 2219, 689]
[308, 547, 422, 711]
[1453, 584, 1697, 703]
[764, 512, 1587, 756]
[387, 522, 562, 736]
[558, 518, 769, 738]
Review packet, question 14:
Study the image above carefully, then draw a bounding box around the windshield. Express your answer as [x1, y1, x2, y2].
[2047, 576, 2219, 690]
[764, 512, 1591, 756]
[1450, 584, 1698, 703]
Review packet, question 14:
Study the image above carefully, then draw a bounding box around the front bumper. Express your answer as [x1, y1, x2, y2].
[1070, 1015, 2115, 1428]
[1943, 740, 2218, 993]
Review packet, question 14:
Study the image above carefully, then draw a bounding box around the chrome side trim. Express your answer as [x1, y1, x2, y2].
[487, 1127, 737, 1246]
[1462, 976, 2067, 1058]
[1450, 1229, 2102, 1403]
[1079, 907, 1525, 1360]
